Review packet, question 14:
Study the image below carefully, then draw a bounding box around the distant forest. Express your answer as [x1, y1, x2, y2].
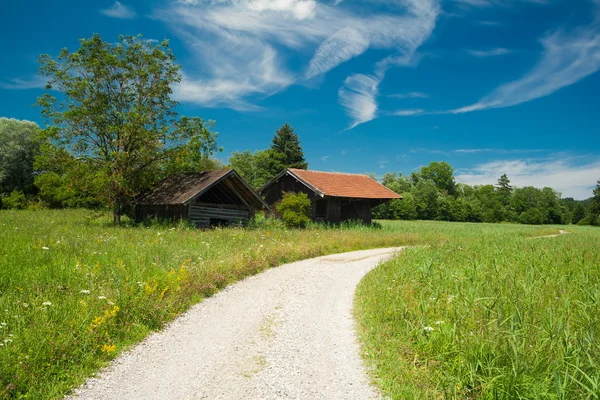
[372, 161, 598, 226]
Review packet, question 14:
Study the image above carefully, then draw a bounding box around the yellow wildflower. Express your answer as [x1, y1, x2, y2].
[101, 344, 116, 353]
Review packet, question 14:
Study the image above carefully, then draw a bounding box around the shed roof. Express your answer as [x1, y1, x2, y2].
[263, 168, 402, 200]
[136, 169, 268, 208]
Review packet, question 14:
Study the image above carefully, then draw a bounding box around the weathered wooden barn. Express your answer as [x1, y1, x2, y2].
[135, 170, 269, 227]
[259, 168, 401, 224]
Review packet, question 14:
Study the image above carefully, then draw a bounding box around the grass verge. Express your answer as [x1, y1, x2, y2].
[356, 221, 600, 399]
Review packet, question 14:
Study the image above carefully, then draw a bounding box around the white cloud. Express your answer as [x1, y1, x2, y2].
[320, 155, 330, 162]
[392, 109, 425, 116]
[456, 158, 600, 199]
[0, 75, 48, 90]
[245, 0, 316, 19]
[455, 0, 549, 7]
[100, 1, 136, 19]
[453, 148, 545, 154]
[338, 74, 379, 129]
[157, 0, 439, 113]
[389, 91, 429, 99]
[453, 20, 600, 113]
[466, 47, 511, 57]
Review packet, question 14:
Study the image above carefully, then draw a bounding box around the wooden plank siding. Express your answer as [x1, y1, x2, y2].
[189, 204, 250, 227]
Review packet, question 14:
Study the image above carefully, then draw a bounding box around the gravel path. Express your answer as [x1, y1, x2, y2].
[68, 247, 403, 400]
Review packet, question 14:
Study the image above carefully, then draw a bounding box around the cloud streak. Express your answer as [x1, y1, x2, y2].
[100, 1, 136, 19]
[0, 75, 48, 90]
[157, 0, 439, 117]
[456, 158, 600, 199]
[453, 19, 600, 113]
[466, 48, 511, 57]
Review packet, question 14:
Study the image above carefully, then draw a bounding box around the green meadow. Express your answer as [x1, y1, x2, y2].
[0, 210, 415, 399]
[1, 210, 598, 399]
[356, 221, 600, 399]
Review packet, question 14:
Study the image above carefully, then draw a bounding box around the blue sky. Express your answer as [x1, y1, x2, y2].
[1, 0, 599, 199]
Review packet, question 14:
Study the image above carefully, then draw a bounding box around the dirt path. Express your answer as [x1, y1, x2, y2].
[530, 230, 571, 239]
[68, 247, 403, 400]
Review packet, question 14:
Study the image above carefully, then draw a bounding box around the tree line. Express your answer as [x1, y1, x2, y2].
[372, 161, 600, 226]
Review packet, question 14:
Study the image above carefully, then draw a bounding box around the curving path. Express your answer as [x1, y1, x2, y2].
[68, 247, 403, 400]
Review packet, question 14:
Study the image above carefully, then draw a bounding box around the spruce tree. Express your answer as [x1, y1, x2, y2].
[270, 122, 308, 170]
[496, 174, 513, 205]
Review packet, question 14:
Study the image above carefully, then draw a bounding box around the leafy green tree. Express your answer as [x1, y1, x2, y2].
[381, 172, 412, 194]
[437, 196, 453, 221]
[590, 179, 600, 226]
[0, 118, 40, 197]
[392, 193, 417, 220]
[420, 161, 456, 194]
[1, 190, 28, 210]
[270, 122, 307, 170]
[572, 202, 587, 224]
[229, 149, 285, 189]
[413, 180, 439, 220]
[519, 208, 545, 225]
[276, 192, 311, 228]
[37, 34, 219, 225]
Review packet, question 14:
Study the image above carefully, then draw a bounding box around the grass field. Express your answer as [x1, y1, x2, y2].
[0, 209, 419, 399]
[356, 221, 600, 399]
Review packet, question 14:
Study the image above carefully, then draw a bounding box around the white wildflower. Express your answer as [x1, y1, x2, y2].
[429, 297, 437, 301]
[97, 296, 107, 300]
[423, 326, 434, 333]
[435, 320, 444, 325]
[42, 301, 52, 307]
[42, 247, 50, 250]
[80, 290, 91, 295]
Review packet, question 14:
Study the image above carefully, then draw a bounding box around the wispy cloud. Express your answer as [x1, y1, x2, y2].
[466, 47, 511, 57]
[453, 18, 600, 113]
[0, 75, 48, 90]
[336, 1, 439, 129]
[158, 0, 439, 114]
[455, 0, 549, 7]
[100, 1, 136, 19]
[453, 148, 545, 154]
[388, 91, 429, 99]
[338, 74, 379, 129]
[392, 109, 425, 116]
[456, 158, 600, 199]
[320, 155, 330, 162]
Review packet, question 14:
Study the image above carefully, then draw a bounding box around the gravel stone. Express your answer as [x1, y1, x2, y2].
[68, 247, 403, 400]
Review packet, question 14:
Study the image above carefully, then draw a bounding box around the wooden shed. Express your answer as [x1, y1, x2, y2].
[259, 168, 401, 224]
[135, 170, 269, 227]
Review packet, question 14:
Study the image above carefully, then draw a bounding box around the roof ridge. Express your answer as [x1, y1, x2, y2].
[289, 168, 373, 178]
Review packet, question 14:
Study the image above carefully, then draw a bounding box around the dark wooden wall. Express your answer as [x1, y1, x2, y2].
[263, 174, 322, 207]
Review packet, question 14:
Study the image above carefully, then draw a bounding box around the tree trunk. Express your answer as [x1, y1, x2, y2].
[113, 207, 121, 226]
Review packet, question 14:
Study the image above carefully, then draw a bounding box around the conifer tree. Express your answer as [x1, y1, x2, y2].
[270, 122, 308, 170]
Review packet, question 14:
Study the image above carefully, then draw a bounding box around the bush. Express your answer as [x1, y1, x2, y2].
[1, 190, 28, 210]
[248, 211, 285, 229]
[519, 208, 545, 225]
[576, 215, 599, 226]
[276, 192, 311, 228]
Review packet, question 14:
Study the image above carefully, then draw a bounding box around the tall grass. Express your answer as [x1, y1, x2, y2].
[0, 210, 416, 399]
[356, 221, 600, 399]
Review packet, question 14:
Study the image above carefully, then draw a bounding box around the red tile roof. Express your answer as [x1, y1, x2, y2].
[288, 169, 402, 199]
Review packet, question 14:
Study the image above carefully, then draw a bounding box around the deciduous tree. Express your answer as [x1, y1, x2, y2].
[37, 34, 219, 224]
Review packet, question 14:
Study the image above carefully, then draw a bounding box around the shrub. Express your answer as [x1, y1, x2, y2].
[276, 192, 311, 228]
[248, 211, 285, 229]
[1, 190, 28, 210]
[519, 208, 544, 225]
